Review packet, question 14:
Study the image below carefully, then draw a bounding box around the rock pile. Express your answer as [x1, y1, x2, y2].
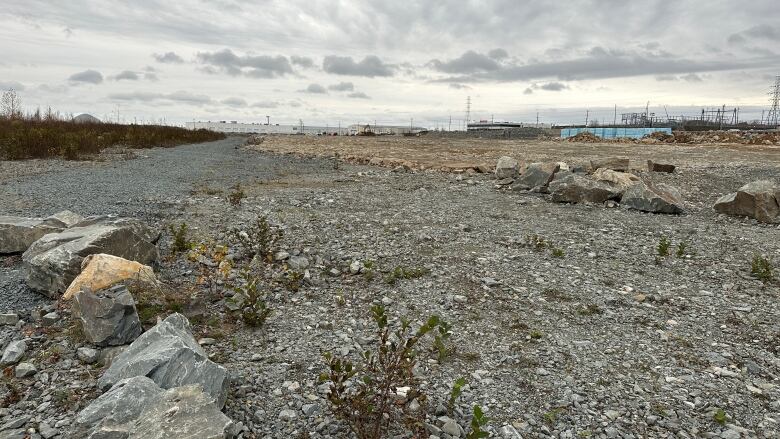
[714, 180, 780, 223]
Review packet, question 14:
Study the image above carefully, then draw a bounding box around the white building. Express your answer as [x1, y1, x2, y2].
[347, 124, 427, 135]
[186, 121, 349, 135]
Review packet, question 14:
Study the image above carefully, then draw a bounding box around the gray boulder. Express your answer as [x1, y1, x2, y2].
[549, 174, 621, 204]
[0, 210, 83, 254]
[622, 181, 684, 214]
[647, 160, 676, 173]
[73, 285, 143, 347]
[1, 340, 27, 366]
[98, 313, 229, 408]
[22, 217, 159, 297]
[590, 158, 629, 172]
[495, 156, 519, 179]
[713, 180, 780, 223]
[71, 376, 235, 439]
[511, 162, 561, 191]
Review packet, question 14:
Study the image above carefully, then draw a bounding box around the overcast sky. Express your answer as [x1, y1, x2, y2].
[1, 0, 779, 127]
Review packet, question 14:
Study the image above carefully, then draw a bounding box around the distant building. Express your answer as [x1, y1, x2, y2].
[467, 121, 551, 130]
[186, 121, 348, 135]
[73, 113, 101, 123]
[347, 124, 427, 135]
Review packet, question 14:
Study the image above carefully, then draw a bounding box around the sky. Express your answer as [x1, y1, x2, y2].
[1, 0, 779, 127]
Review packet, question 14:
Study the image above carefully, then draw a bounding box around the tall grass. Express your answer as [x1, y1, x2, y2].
[0, 118, 225, 160]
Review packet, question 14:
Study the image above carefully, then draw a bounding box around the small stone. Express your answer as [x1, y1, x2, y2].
[1, 340, 27, 366]
[279, 409, 297, 421]
[0, 313, 19, 326]
[1, 416, 29, 430]
[41, 312, 60, 326]
[453, 295, 467, 303]
[349, 260, 362, 274]
[198, 338, 216, 346]
[499, 425, 522, 439]
[302, 403, 320, 416]
[15, 362, 37, 378]
[605, 409, 619, 420]
[77, 347, 99, 364]
[38, 422, 57, 439]
[441, 418, 461, 437]
[288, 255, 309, 270]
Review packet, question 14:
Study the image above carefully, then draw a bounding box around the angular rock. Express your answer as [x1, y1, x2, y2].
[77, 347, 100, 364]
[70, 376, 159, 438]
[495, 156, 519, 179]
[0, 217, 62, 254]
[73, 285, 142, 347]
[98, 313, 229, 408]
[549, 174, 621, 204]
[590, 157, 629, 172]
[511, 162, 560, 191]
[22, 218, 159, 297]
[287, 255, 309, 271]
[591, 168, 641, 192]
[63, 253, 157, 300]
[1, 340, 27, 366]
[647, 160, 676, 173]
[713, 180, 780, 223]
[14, 362, 37, 378]
[0, 313, 19, 326]
[41, 312, 59, 326]
[44, 210, 84, 228]
[622, 181, 684, 214]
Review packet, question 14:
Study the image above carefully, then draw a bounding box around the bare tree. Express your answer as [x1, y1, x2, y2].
[1, 88, 22, 119]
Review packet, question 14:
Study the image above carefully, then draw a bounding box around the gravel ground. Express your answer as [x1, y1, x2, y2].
[1, 136, 779, 438]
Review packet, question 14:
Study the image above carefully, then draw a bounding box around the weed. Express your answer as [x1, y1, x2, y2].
[525, 234, 548, 251]
[657, 236, 671, 257]
[448, 377, 466, 414]
[713, 408, 727, 425]
[432, 319, 454, 363]
[321, 305, 443, 438]
[231, 215, 283, 261]
[551, 248, 565, 258]
[529, 330, 543, 340]
[675, 242, 688, 258]
[169, 222, 192, 253]
[466, 405, 489, 439]
[282, 270, 304, 292]
[543, 408, 563, 425]
[1, 379, 21, 407]
[751, 255, 773, 282]
[228, 271, 272, 328]
[227, 183, 246, 206]
[384, 266, 430, 285]
[577, 304, 602, 316]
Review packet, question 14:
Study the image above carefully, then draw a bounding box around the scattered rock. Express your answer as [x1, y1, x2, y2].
[0, 313, 19, 326]
[591, 168, 641, 192]
[0, 216, 62, 254]
[495, 156, 519, 179]
[647, 160, 676, 173]
[287, 255, 309, 270]
[41, 311, 59, 326]
[98, 313, 229, 408]
[1, 340, 27, 366]
[14, 362, 37, 378]
[22, 217, 159, 297]
[72, 285, 143, 347]
[512, 162, 561, 191]
[713, 180, 780, 223]
[549, 174, 621, 204]
[622, 181, 684, 214]
[77, 347, 100, 364]
[63, 253, 157, 300]
[590, 158, 629, 172]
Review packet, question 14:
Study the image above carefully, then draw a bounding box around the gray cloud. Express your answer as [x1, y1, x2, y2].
[347, 91, 370, 99]
[291, 56, 314, 68]
[539, 81, 567, 91]
[488, 48, 509, 60]
[430, 51, 501, 74]
[69, 69, 103, 84]
[153, 52, 184, 63]
[0, 81, 25, 91]
[252, 101, 280, 108]
[144, 72, 159, 81]
[197, 49, 293, 78]
[114, 70, 139, 81]
[328, 82, 354, 91]
[448, 83, 471, 90]
[322, 55, 393, 77]
[743, 24, 780, 41]
[108, 90, 213, 106]
[301, 83, 327, 94]
[221, 97, 248, 107]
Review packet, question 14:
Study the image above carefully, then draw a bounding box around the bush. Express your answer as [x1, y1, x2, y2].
[227, 183, 246, 206]
[751, 255, 774, 283]
[230, 215, 283, 262]
[169, 223, 191, 253]
[227, 271, 272, 328]
[321, 306, 442, 438]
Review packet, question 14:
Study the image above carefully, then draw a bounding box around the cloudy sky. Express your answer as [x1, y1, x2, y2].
[1, 0, 779, 127]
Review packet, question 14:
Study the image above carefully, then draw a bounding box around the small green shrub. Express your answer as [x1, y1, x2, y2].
[384, 266, 430, 285]
[675, 242, 687, 258]
[448, 377, 466, 414]
[231, 215, 283, 261]
[432, 319, 454, 363]
[751, 255, 773, 282]
[466, 405, 490, 439]
[551, 248, 565, 258]
[525, 234, 548, 251]
[657, 236, 671, 257]
[228, 271, 272, 328]
[713, 408, 727, 425]
[169, 222, 191, 253]
[282, 270, 304, 292]
[227, 183, 246, 206]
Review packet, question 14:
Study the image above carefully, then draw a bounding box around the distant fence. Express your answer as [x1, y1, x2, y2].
[560, 127, 672, 139]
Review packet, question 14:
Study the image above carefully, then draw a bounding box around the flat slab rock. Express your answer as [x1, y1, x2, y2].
[98, 313, 229, 408]
[549, 173, 622, 204]
[0, 210, 83, 254]
[713, 180, 780, 223]
[22, 216, 159, 297]
[622, 181, 684, 214]
[71, 376, 236, 439]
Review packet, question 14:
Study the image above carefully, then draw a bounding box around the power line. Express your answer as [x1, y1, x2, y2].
[768, 75, 780, 127]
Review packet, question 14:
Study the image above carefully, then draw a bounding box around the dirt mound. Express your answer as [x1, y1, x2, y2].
[642, 131, 675, 143]
[566, 131, 602, 143]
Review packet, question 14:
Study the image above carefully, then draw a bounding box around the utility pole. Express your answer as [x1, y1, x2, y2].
[266, 115, 270, 125]
[768, 75, 780, 127]
[536, 112, 539, 127]
[584, 109, 589, 127]
[465, 96, 471, 132]
[448, 115, 452, 132]
[613, 105, 617, 126]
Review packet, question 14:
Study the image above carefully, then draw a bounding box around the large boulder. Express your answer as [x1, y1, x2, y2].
[72, 285, 143, 347]
[71, 376, 235, 439]
[590, 158, 629, 172]
[647, 160, 676, 173]
[0, 211, 82, 254]
[64, 253, 157, 300]
[591, 168, 641, 192]
[549, 174, 622, 204]
[713, 180, 780, 223]
[622, 181, 684, 214]
[495, 156, 519, 179]
[511, 162, 560, 191]
[98, 313, 229, 408]
[22, 217, 159, 297]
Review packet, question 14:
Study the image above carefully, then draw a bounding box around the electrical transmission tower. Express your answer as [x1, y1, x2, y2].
[768, 75, 780, 127]
[465, 96, 471, 131]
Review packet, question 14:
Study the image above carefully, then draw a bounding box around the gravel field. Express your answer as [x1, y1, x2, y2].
[1, 135, 779, 438]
